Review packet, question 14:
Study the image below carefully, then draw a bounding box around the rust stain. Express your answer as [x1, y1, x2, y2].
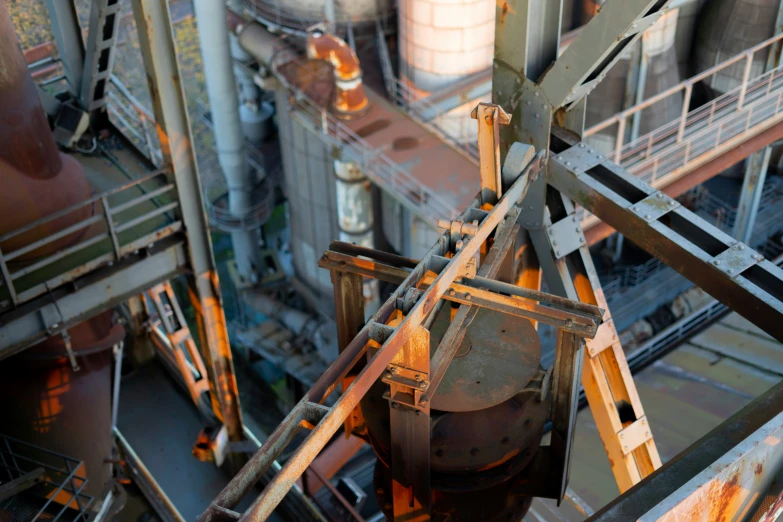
[756, 462, 763, 475]
[710, 473, 741, 522]
[500, 2, 509, 24]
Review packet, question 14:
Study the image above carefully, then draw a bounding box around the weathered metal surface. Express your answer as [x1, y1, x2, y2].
[132, 0, 245, 446]
[588, 381, 783, 522]
[549, 129, 783, 344]
[197, 149, 560, 522]
[428, 306, 541, 412]
[373, 458, 534, 522]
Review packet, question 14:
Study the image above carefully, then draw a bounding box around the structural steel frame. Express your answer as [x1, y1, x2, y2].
[201, 0, 783, 519]
[198, 147, 607, 521]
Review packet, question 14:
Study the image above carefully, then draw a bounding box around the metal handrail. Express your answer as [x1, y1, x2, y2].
[0, 169, 181, 309]
[272, 48, 459, 222]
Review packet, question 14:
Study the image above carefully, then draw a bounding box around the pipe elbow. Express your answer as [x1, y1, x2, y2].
[306, 31, 369, 119]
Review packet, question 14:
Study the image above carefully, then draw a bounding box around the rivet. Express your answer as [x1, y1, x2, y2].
[557, 156, 564, 161]
[620, 433, 624, 439]
[739, 244, 745, 250]
[465, 293, 471, 300]
[645, 431, 650, 437]
[419, 382, 426, 388]
[542, 104, 547, 109]
[645, 214, 652, 220]
[669, 200, 676, 206]
[566, 161, 571, 166]
[420, 398, 428, 405]
[728, 268, 734, 274]
[579, 143, 585, 148]
[565, 319, 573, 327]
[555, 250, 560, 256]
[534, 91, 540, 97]
[713, 259, 720, 265]
[657, 193, 663, 199]
[385, 372, 392, 379]
[449, 289, 456, 296]
[535, 113, 540, 119]
[586, 325, 594, 333]
[575, 228, 581, 233]
[526, 100, 532, 106]
[415, 374, 422, 381]
[552, 240, 558, 246]
[525, 221, 531, 226]
[528, 205, 534, 210]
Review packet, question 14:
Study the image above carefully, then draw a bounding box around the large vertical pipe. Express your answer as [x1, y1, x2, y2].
[194, 0, 261, 283]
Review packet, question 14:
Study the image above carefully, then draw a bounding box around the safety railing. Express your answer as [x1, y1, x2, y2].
[0, 169, 181, 310]
[0, 434, 93, 522]
[107, 75, 164, 168]
[271, 46, 459, 222]
[587, 32, 783, 184]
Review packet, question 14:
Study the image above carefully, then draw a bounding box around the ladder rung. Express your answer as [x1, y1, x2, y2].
[168, 328, 190, 346]
[618, 417, 653, 455]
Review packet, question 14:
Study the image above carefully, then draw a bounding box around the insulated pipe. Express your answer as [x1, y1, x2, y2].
[194, 0, 261, 283]
[306, 31, 369, 118]
[334, 160, 379, 311]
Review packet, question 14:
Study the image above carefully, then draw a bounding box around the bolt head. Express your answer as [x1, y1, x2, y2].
[391, 402, 398, 409]
[420, 398, 428, 405]
[465, 293, 472, 300]
[419, 382, 426, 388]
[385, 372, 392, 379]
[449, 289, 456, 296]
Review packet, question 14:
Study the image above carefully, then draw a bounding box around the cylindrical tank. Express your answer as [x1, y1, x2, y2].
[398, 0, 495, 94]
[361, 306, 547, 520]
[0, 2, 93, 260]
[585, 9, 682, 155]
[672, 0, 704, 78]
[276, 88, 341, 305]
[694, 0, 779, 97]
[242, 0, 395, 31]
[380, 191, 442, 259]
[0, 312, 125, 500]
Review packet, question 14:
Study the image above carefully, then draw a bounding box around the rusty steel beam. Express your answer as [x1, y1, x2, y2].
[131, 0, 245, 449]
[589, 381, 783, 522]
[549, 128, 783, 343]
[583, 119, 783, 246]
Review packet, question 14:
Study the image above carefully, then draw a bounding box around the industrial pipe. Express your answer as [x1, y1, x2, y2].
[306, 30, 369, 118]
[193, 0, 262, 283]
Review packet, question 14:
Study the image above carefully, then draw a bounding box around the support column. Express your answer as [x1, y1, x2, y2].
[733, 147, 771, 243]
[44, 0, 84, 98]
[194, 0, 263, 284]
[131, 0, 245, 447]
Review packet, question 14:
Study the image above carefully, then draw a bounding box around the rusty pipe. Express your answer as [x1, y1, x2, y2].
[306, 31, 369, 118]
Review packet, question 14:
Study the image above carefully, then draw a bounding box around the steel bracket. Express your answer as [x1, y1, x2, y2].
[629, 192, 680, 223]
[554, 143, 605, 175]
[620, 11, 666, 40]
[547, 215, 586, 259]
[711, 242, 763, 277]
